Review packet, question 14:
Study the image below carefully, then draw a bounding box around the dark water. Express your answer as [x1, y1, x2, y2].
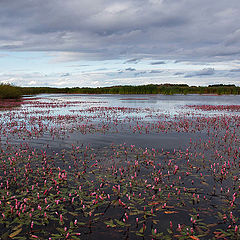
[0, 94, 239, 240]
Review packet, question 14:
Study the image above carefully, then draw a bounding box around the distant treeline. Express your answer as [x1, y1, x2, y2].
[1, 83, 240, 99]
[66, 84, 240, 95]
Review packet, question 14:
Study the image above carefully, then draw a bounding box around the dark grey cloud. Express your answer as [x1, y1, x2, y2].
[174, 72, 184, 75]
[134, 71, 146, 76]
[124, 58, 141, 64]
[125, 67, 136, 71]
[196, 68, 215, 76]
[230, 68, 240, 72]
[61, 73, 70, 77]
[150, 61, 165, 65]
[185, 68, 215, 78]
[0, 0, 240, 62]
[149, 70, 163, 74]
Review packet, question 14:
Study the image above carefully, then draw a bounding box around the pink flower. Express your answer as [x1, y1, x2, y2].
[30, 235, 38, 239]
[178, 224, 181, 231]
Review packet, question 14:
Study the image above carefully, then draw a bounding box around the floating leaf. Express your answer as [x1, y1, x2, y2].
[9, 228, 22, 238]
[77, 222, 86, 226]
[174, 235, 182, 238]
[200, 181, 209, 186]
[148, 201, 161, 206]
[190, 236, 200, 240]
[104, 219, 116, 228]
[69, 212, 78, 216]
[12, 224, 23, 231]
[164, 211, 178, 214]
[115, 219, 130, 227]
[136, 232, 144, 237]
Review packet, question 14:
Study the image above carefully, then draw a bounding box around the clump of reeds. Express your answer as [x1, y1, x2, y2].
[0, 83, 21, 99]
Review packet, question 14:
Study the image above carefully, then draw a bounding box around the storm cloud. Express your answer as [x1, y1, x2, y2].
[0, 0, 240, 62]
[125, 67, 136, 71]
[185, 68, 215, 78]
[150, 61, 166, 65]
[0, 0, 240, 87]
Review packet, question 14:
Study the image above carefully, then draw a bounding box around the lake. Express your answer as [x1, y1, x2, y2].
[0, 94, 239, 239]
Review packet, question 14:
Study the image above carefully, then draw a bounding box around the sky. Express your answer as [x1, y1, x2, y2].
[0, 0, 240, 87]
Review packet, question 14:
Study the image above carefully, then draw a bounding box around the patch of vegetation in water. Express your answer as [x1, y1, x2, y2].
[0, 84, 21, 100]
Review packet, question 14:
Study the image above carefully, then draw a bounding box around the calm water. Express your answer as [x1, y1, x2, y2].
[23, 93, 240, 115]
[1, 94, 239, 151]
[0, 94, 239, 239]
